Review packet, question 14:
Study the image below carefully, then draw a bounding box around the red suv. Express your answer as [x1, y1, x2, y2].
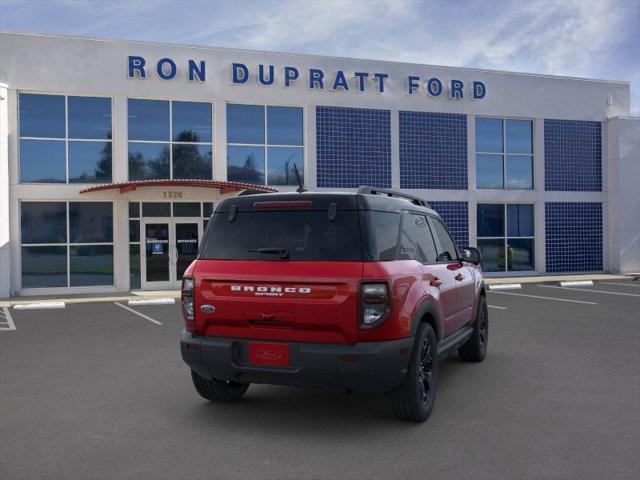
[180, 187, 488, 422]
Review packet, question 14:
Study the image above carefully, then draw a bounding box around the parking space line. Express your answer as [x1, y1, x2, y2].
[489, 291, 598, 305]
[539, 285, 640, 297]
[488, 305, 508, 310]
[0, 306, 16, 331]
[114, 302, 163, 325]
[601, 282, 640, 288]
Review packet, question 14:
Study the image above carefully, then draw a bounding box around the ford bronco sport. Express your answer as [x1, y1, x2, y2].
[180, 187, 488, 422]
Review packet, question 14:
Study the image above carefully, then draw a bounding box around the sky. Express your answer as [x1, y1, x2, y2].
[1, 0, 639, 114]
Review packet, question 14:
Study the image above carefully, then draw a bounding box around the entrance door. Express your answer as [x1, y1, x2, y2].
[142, 219, 202, 290]
[174, 219, 201, 282]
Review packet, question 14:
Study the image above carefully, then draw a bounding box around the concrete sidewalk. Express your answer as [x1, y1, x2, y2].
[1, 273, 637, 307]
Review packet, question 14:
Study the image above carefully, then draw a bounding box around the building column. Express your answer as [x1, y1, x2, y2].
[0, 84, 9, 297]
[607, 117, 640, 273]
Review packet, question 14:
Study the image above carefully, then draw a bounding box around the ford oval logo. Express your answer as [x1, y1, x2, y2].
[200, 304, 215, 313]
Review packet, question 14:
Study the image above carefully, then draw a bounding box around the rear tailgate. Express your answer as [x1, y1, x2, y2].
[194, 260, 363, 344]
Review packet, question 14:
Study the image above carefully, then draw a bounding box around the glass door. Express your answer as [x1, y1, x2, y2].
[142, 220, 174, 290]
[174, 220, 202, 283]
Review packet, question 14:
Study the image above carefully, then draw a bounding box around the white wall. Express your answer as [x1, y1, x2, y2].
[0, 32, 636, 294]
[0, 83, 9, 298]
[607, 117, 640, 274]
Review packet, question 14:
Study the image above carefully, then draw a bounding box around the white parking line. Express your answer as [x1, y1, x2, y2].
[0, 306, 16, 331]
[489, 291, 598, 305]
[14, 301, 66, 310]
[128, 298, 175, 306]
[539, 285, 640, 298]
[488, 305, 508, 310]
[601, 282, 640, 288]
[114, 302, 163, 325]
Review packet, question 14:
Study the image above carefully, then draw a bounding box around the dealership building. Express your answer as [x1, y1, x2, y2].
[0, 31, 638, 297]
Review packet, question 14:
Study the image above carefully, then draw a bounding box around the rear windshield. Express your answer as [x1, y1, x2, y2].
[200, 210, 363, 261]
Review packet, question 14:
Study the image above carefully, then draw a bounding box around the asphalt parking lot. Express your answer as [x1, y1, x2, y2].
[1, 280, 639, 480]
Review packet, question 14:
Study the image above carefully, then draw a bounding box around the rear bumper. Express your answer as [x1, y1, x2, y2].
[180, 330, 413, 392]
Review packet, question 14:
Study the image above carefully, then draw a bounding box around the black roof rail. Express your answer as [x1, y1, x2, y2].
[357, 186, 430, 208]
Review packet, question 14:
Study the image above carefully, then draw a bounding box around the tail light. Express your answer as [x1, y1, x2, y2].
[360, 283, 390, 328]
[182, 277, 195, 332]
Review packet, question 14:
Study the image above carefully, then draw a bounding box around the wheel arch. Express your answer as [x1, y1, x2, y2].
[412, 301, 443, 341]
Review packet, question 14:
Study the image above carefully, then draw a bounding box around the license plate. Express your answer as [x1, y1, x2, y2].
[248, 342, 289, 367]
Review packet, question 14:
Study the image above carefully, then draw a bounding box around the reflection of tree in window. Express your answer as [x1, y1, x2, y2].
[227, 152, 264, 184]
[128, 145, 170, 180]
[173, 130, 211, 179]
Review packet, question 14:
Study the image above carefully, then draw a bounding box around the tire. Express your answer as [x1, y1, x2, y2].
[385, 323, 438, 422]
[458, 295, 489, 362]
[190, 370, 249, 402]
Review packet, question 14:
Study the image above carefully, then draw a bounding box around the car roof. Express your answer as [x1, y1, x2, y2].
[215, 191, 440, 217]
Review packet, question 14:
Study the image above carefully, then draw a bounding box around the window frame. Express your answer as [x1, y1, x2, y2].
[226, 102, 306, 187]
[427, 215, 460, 263]
[476, 202, 536, 272]
[475, 116, 534, 190]
[127, 98, 214, 181]
[19, 200, 115, 289]
[18, 92, 114, 184]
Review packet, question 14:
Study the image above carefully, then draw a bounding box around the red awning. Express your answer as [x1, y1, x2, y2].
[79, 179, 277, 195]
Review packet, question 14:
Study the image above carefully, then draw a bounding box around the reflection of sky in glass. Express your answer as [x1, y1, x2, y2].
[267, 147, 303, 185]
[475, 118, 502, 153]
[68, 141, 112, 183]
[128, 99, 169, 141]
[227, 104, 264, 144]
[20, 139, 66, 183]
[172, 101, 212, 143]
[476, 154, 503, 189]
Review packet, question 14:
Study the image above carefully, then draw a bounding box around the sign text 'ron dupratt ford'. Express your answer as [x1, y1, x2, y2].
[127, 55, 487, 100]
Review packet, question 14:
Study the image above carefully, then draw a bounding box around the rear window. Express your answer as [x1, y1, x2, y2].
[200, 210, 363, 261]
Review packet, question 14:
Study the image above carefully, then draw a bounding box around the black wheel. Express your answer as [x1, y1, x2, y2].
[190, 370, 249, 402]
[458, 295, 488, 362]
[385, 323, 438, 422]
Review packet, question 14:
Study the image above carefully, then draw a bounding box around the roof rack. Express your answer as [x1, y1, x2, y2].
[357, 186, 430, 208]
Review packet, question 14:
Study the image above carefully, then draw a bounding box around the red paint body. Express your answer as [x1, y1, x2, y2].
[185, 256, 483, 344]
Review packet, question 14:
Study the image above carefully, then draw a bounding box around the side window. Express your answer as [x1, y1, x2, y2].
[362, 211, 401, 261]
[429, 217, 458, 262]
[399, 212, 438, 263]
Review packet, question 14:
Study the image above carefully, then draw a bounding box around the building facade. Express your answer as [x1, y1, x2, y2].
[0, 32, 638, 297]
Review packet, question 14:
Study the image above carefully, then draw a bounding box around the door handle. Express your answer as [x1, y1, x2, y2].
[455, 273, 465, 281]
[430, 278, 443, 288]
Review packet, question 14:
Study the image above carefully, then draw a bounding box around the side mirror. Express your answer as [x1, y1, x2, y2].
[462, 247, 482, 266]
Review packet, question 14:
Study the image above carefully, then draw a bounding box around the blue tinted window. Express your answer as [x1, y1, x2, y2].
[69, 202, 113, 243]
[68, 96, 112, 139]
[476, 118, 503, 153]
[129, 202, 140, 218]
[21, 246, 68, 288]
[173, 102, 212, 143]
[19, 93, 65, 138]
[68, 141, 112, 183]
[70, 245, 114, 286]
[128, 142, 170, 180]
[227, 104, 264, 144]
[21, 202, 67, 244]
[477, 239, 504, 272]
[203, 202, 213, 217]
[476, 154, 503, 189]
[267, 106, 303, 145]
[142, 203, 171, 217]
[227, 145, 265, 184]
[477, 204, 505, 237]
[267, 147, 303, 185]
[130, 244, 141, 289]
[173, 203, 202, 217]
[172, 144, 212, 179]
[20, 139, 66, 183]
[507, 205, 534, 237]
[507, 238, 534, 271]
[506, 120, 532, 154]
[506, 155, 533, 189]
[130, 220, 140, 242]
[128, 99, 169, 141]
